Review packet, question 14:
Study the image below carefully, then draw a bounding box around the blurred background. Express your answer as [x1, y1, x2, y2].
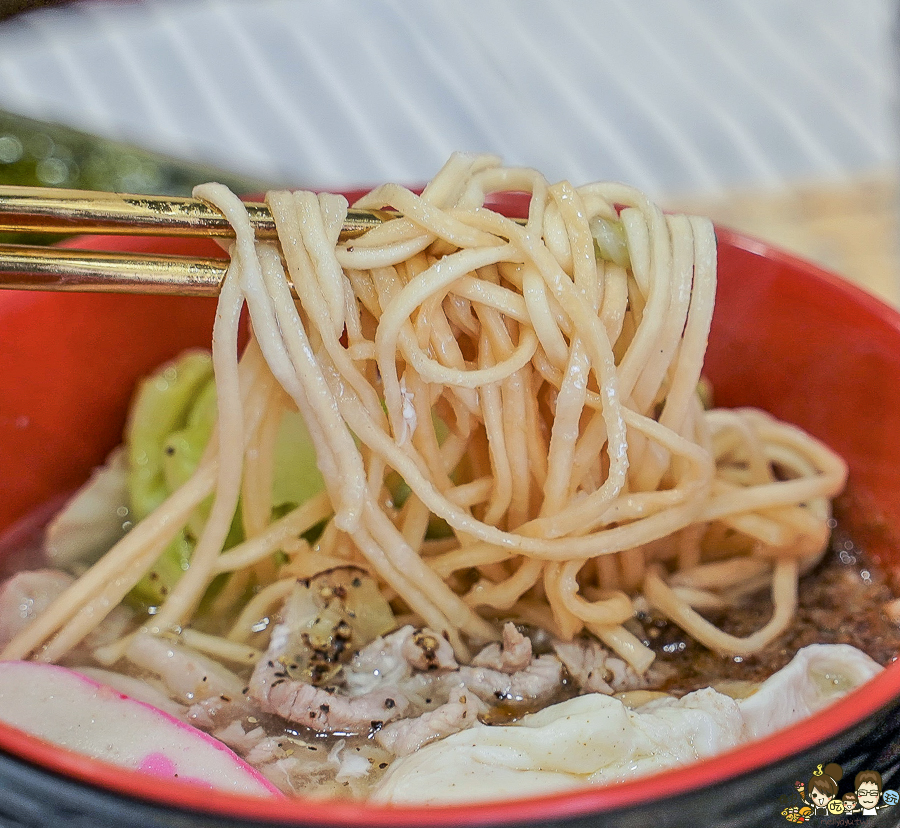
[0, 0, 895, 301]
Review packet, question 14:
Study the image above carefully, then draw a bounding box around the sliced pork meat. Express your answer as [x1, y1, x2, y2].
[213, 720, 270, 755]
[125, 632, 246, 705]
[458, 654, 563, 705]
[249, 653, 409, 734]
[244, 584, 598, 747]
[471, 622, 533, 673]
[343, 626, 416, 696]
[553, 637, 652, 694]
[0, 569, 74, 648]
[401, 628, 458, 673]
[0, 568, 132, 651]
[375, 684, 486, 756]
[185, 693, 254, 731]
[76, 666, 186, 719]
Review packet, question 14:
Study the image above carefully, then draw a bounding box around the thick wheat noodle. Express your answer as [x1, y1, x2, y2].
[630, 216, 695, 491]
[522, 265, 570, 367]
[706, 410, 773, 485]
[149, 213, 264, 634]
[479, 340, 514, 526]
[700, 470, 844, 523]
[466, 558, 544, 611]
[212, 493, 334, 574]
[400, 494, 431, 550]
[525, 406, 713, 540]
[179, 628, 262, 666]
[129, 340, 277, 637]
[590, 622, 656, 674]
[671, 585, 727, 611]
[644, 558, 800, 656]
[541, 339, 592, 515]
[241, 381, 286, 538]
[555, 560, 634, 626]
[228, 577, 298, 643]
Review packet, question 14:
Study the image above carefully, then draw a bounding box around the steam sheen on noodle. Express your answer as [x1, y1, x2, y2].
[0, 154, 847, 676]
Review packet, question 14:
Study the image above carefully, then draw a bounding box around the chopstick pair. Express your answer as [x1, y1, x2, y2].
[0, 186, 389, 295]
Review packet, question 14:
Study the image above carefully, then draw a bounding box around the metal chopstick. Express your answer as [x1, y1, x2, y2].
[0, 185, 389, 238]
[0, 185, 395, 295]
[0, 244, 228, 296]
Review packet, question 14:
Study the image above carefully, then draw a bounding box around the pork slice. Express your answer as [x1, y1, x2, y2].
[249, 624, 409, 734]
[0, 569, 74, 648]
[185, 694, 254, 731]
[375, 684, 486, 756]
[458, 654, 563, 704]
[213, 721, 269, 755]
[553, 638, 614, 694]
[76, 667, 186, 719]
[125, 633, 246, 705]
[400, 627, 458, 673]
[343, 626, 414, 696]
[553, 637, 652, 694]
[471, 622, 533, 674]
[0, 569, 132, 652]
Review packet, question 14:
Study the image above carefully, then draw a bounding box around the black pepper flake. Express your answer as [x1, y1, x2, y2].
[319, 704, 330, 713]
[242, 687, 249, 695]
[308, 746, 318, 751]
[165, 446, 175, 455]
[271, 679, 285, 688]
[384, 698, 395, 709]
[220, 695, 232, 702]
[379, 762, 388, 769]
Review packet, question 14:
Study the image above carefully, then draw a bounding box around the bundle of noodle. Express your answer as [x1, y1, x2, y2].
[0, 153, 846, 675]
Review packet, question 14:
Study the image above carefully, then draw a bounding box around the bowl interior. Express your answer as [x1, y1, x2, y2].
[1, 225, 900, 823]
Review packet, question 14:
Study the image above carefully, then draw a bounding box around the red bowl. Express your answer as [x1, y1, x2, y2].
[0, 225, 899, 827]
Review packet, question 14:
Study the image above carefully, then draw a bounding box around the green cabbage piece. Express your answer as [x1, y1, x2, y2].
[590, 215, 630, 269]
[125, 350, 326, 607]
[127, 350, 213, 522]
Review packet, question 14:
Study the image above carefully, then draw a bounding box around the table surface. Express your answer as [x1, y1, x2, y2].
[666, 172, 899, 307]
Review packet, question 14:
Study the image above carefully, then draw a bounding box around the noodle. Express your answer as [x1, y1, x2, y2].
[0, 154, 847, 676]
